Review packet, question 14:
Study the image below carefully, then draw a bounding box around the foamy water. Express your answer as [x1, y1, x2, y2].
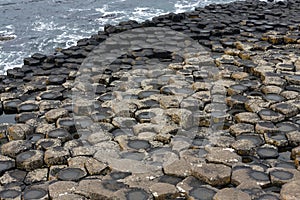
[0, 0, 238, 74]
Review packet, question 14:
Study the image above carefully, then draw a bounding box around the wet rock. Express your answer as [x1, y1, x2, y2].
[112, 117, 137, 129]
[3, 99, 22, 114]
[192, 163, 231, 186]
[188, 185, 218, 200]
[36, 138, 62, 151]
[149, 183, 180, 200]
[213, 188, 251, 200]
[0, 169, 27, 186]
[258, 109, 285, 123]
[114, 188, 152, 200]
[264, 132, 288, 147]
[231, 167, 270, 187]
[37, 90, 63, 100]
[57, 117, 76, 133]
[24, 57, 41, 66]
[45, 108, 69, 123]
[57, 167, 86, 181]
[257, 144, 279, 159]
[1, 140, 32, 158]
[47, 128, 72, 143]
[0, 155, 15, 175]
[44, 146, 70, 166]
[16, 150, 44, 171]
[0, 188, 22, 200]
[270, 102, 299, 118]
[280, 180, 300, 200]
[39, 100, 61, 111]
[17, 101, 39, 113]
[255, 121, 277, 134]
[47, 75, 67, 85]
[23, 187, 49, 200]
[269, 168, 300, 186]
[15, 112, 38, 123]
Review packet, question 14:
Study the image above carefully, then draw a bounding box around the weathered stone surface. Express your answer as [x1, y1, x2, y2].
[213, 188, 251, 200]
[235, 112, 260, 124]
[24, 168, 48, 184]
[229, 123, 254, 136]
[71, 146, 96, 157]
[45, 108, 69, 123]
[163, 159, 192, 178]
[44, 147, 70, 166]
[7, 124, 33, 140]
[280, 180, 300, 200]
[149, 183, 180, 200]
[291, 146, 300, 160]
[269, 168, 300, 186]
[205, 147, 242, 166]
[0, 155, 15, 174]
[192, 163, 231, 186]
[49, 181, 78, 199]
[16, 150, 44, 171]
[1, 140, 32, 158]
[231, 167, 270, 187]
[76, 179, 124, 199]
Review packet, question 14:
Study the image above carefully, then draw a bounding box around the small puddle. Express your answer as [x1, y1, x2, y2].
[126, 189, 150, 200]
[0, 189, 21, 199]
[0, 113, 16, 124]
[190, 187, 217, 200]
[23, 188, 47, 199]
[57, 168, 86, 181]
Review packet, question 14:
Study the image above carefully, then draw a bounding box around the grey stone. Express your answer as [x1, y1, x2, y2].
[231, 167, 270, 187]
[229, 123, 254, 136]
[0, 155, 15, 174]
[24, 168, 48, 184]
[76, 179, 116, 199]
[149, 183, 180, 200]
[71, 146, 96, 157]
[163, 159, 192, 178]
[45, 108, 69, 123]
[205, 147, 242, 166]
[7, 124, 33, 140]
[280, 180, 300, 200]
[235, 112, 260, 124]
[213, 188, 251, 200]
[49, 181, 78, 199]
[36, 138, 62, 151]
[1, 140, 32, 158]
[44, 147, 70, 166]
[16, 150, 44, 171]
[192, 163, 231, 186]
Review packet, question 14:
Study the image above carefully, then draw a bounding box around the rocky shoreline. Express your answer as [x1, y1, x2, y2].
[1, 0, 300, 199]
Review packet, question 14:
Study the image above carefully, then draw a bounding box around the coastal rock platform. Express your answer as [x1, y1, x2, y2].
[1, 0, 300, 199]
